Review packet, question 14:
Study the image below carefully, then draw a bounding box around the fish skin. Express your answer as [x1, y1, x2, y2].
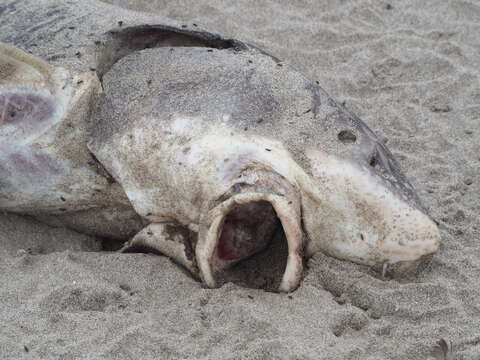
[0, 0, 440, 291]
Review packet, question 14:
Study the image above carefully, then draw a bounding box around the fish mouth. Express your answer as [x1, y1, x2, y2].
[196, 192, 303, 292]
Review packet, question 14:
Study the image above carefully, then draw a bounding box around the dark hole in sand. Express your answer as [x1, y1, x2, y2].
[100, 237, 128, 252]
[214, 201, 289, 292]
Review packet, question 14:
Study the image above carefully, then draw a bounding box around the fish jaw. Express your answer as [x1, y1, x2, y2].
[196, 191, 303, 293]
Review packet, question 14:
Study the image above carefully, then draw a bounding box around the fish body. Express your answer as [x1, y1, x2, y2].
[0, 0, 440, 291]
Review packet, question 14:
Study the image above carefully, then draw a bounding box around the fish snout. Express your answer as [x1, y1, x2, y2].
[380, 210, 440, 267]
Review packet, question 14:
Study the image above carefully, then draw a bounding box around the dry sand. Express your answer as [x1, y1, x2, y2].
[1, 0, 480, 359]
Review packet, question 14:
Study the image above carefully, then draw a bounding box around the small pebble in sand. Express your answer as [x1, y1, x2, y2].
[453, 210, 465, 222]
[430, 104, 452, 113]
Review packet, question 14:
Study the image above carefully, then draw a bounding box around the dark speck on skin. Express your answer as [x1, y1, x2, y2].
[207, 49, 213, 52]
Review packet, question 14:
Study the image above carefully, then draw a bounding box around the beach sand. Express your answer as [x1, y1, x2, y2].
[1, 0, 480, 359]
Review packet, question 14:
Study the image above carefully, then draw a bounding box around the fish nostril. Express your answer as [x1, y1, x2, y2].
[368, 152, 378, 167]
[338, 130, 356, 143]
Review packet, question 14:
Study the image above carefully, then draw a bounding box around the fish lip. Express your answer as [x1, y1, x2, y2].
[195, 192, 303, 292]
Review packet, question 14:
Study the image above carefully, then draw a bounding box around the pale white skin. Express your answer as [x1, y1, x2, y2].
[0, 42, 440, 292]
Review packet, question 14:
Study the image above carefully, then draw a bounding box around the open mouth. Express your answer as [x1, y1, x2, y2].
[213, 200, 285, 291]
[196, 192, 303, 292]
[215, 201, 278, 265]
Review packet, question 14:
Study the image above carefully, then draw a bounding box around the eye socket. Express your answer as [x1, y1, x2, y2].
[368, 152, 378, 167]
[337, 130, 357, 143]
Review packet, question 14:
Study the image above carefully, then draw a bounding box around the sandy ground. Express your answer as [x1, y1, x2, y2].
[1, 0, 480, 359]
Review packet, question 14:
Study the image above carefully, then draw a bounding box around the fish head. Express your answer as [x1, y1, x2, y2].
[192, 128, 440, 292]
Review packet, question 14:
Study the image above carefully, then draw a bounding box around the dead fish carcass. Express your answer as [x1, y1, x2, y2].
[0, 1, 440, 292]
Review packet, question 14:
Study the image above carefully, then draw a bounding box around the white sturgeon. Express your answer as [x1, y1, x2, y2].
[0, 0, 440, 291]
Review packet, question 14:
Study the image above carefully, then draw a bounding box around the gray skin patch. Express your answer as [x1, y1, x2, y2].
[91, 45, 422, 212]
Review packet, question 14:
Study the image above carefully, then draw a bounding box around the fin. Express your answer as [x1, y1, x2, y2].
[121, 223, 198, 276]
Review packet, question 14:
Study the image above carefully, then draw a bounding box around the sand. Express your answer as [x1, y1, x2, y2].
[1, 0, 480, 359]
